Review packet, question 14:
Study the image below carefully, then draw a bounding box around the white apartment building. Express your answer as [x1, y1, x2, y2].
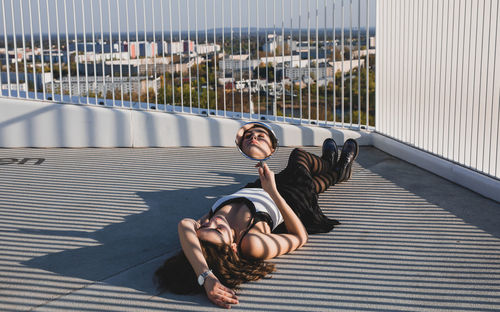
[259, 55, 301, 67]
[195, 43, 221, 55]
[52, 76, 161, 97]
[219, 59, 261, 72]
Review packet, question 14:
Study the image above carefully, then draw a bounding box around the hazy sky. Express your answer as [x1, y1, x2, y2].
[2, 0, 376, 37]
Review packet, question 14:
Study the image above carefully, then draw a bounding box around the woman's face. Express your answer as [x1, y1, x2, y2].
[241, 127, 275, 160]
[196, 215, 234, 246]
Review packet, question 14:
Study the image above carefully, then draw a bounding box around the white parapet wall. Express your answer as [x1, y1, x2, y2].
[0, 97, 371, 148]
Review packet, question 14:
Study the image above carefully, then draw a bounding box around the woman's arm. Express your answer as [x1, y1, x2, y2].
[177, 218, 238, 308]
[241, 163, 308, 259]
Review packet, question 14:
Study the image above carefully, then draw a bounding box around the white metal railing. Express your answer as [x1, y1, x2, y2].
[0, 0, 375, 129]
[376, 0, 499, 180]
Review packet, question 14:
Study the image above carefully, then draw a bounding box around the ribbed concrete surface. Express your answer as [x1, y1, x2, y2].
[0, 146, 499, 311]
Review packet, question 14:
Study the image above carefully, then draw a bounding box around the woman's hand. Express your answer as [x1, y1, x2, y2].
[256, 162, 277, 195]
[204, 274, 239, 309]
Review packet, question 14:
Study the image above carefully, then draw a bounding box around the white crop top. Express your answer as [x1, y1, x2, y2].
[211, 188, 284, 230]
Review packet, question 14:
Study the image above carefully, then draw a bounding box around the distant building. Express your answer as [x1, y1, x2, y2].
[352, 49, 376, 59]
[369, 37, 376, 48]
[163, 41, 184, 54]
[184, 40, 195, 53]
[52, 76, 161, 96]
[259, 55, 300, 67]
[219, 58, 261, 72]
[128, 41, 157, 58]
[1, 72, 53, 90]
[195, 43, 220, 55]
[69, 41, 119, 54]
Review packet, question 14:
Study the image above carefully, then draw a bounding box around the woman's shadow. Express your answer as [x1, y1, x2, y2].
[22, 171, 255, 300]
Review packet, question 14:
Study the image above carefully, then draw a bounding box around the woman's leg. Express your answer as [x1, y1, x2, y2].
[286, 148, 339, 194]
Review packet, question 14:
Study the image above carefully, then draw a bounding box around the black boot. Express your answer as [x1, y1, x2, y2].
[321, 138, 339, 169]
[336, 139, 359, 183]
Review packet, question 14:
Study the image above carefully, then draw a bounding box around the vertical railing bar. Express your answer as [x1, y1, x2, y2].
[248, 0, 252, 119]
[151, 0, 158, 109]
[400, 0, 405, 141]
[314, 0, 319, 124]
[365, 0, 369, 127]
[195, 0, 201, 112]
[168, 0, 175, 110]
[390, 0, 399, 137]
[10, 0, 20, 97]
[333, 0, 336, 126]
[487, 0, 499, 176]
[116, 0, 124, 107]
[449, 0, 462, 157]
[71, 0, 80, 104]
[55, 0, 63, 101]
[324, 0, 327, 125]
[90, 0, 98, 104]
[214, 0, 218, 116]
[426, 0, 436, 152]
[20, 0, 29, 99]
[160, 0, 167, 111]
[230, 0, 235, 114]
[46, 0, 55, 100]
[468, 1, 481, 167]
[1, 0, 11, 97]
[29, 0, 39, 100]
[265, 0, 268, 118]
[222, 0, 226, 117]
[238, 0, 243, 117]
[349, 0, 353, 127]
[416, 0, 423, 141]
[98, 0, 106, 105]
[63, 0, 72, 102]
[315, 0, 319, 124]
[108, 0, 116, 107]
[0, 1, 3, 97]
[408, 0, 416, 142]
[72, 0, 80, 104]
[441, 0, 452, 156]
[307, 0, 311, 123]
[79, 0, 88, 104]
[125, 0, 133, 108]
[98, 0, 106, 106]
[38, 0, 47, 100]
[281, 0, 285, 122]
[133, 0, 141, 107]
[273, 0, 277, 120]
[205, 0, 210, 115]
[341, 0, 344, 127]
[256, 0, 259, 119]
[186, 0, 192, 113]
[290, 0, 293, 123]
[298, 0, 302, 124]
[480, 0, 493, 172]
[144, 0, 150, 109]
[475, 0, 487, 170]
[433, 0, 443, 154]
[178, 0, 184, 112]
[357, 0, 361, 128]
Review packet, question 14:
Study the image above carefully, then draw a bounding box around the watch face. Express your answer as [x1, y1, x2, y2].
[198, 275, 204, 286]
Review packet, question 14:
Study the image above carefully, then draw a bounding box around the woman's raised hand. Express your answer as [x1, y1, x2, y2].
[256, 162, 277, 195]
[204, 274, 239, 309]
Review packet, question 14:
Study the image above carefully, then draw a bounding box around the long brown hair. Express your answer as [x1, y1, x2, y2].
[154, 240, 275, 294]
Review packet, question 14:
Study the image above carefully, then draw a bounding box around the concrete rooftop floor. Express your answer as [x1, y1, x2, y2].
[0, 146, 499, 312]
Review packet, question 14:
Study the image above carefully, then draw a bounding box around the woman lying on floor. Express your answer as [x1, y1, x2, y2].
[155, 128, 359, 309]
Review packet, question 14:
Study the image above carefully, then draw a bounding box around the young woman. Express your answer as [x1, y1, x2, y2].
[155, 135, 359, 309]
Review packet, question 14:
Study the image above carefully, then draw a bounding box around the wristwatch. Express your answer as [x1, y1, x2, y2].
[197, 269, 213, 286]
